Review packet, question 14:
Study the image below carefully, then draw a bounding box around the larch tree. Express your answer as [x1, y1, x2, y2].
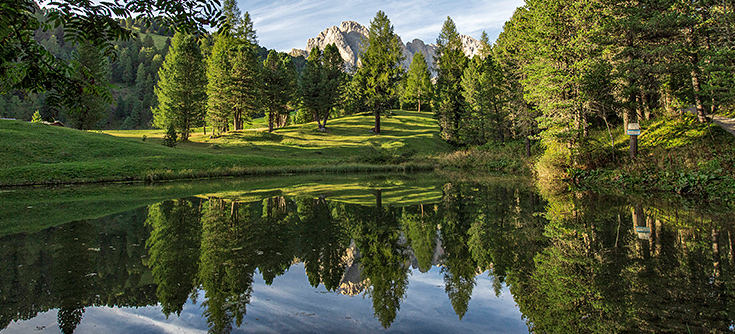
[152, 32, 207, 141]
[262, 50, 295, 132]
[300, 47, 326, 126]
[206, 34, 236, 134]
[320, 43, 346, 130]
[230, 44, 262, 131]
[433, 17, 468, 144]
[206, 7, 260, 134]
[402, 52, 433, 112]
[355, 10, 405, 134]
[460, 32, 507, 145]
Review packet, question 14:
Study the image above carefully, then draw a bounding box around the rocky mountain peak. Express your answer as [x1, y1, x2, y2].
[298, 21, 482, 76]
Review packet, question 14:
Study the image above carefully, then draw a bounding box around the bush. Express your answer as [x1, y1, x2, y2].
[162, 123, 177, 147]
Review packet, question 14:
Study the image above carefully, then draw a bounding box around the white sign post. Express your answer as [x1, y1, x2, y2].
[627, 123, 640, 136]
[628, 122, 639, 158]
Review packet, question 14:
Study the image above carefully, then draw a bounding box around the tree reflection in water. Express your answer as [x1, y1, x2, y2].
[1, 182, 735, 333]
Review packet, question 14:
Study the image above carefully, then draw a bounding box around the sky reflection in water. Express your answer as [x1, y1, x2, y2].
[3, 264, 525, 334]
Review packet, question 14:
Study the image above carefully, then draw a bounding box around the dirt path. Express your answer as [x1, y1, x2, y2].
[712, 115, 735, 137]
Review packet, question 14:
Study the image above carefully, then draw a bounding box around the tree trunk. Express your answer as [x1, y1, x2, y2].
[713, 228, 721, 278]
[685, 29, 707, 123]
[525, 135, 531, 157]
[268, 111, 274, 132]
[374, 111, 381, 134]
[628, 88, 638, 158]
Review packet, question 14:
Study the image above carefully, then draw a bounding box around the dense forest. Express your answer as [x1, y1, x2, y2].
[2, 0, 734, 174]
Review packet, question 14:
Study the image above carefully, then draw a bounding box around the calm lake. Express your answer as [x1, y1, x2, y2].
[1, 174, 733, 333]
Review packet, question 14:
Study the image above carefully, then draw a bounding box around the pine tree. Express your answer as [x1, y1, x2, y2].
[402, 52, 433, 112]
[153, 32, 207, 140]
[135, 63, 147, 96]
[355, 11, 405, 134]
[433, 17, 468, 144]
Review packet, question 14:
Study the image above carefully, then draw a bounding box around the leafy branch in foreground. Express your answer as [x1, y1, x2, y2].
[1, 0, 221, 115]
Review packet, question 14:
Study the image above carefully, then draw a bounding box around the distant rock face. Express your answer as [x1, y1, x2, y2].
[288, 48, 308, 58]
[295, 21, 481, 76]
[305, 21, 369, 71]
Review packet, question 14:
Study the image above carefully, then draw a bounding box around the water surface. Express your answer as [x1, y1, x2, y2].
[1, 175, 733, 333]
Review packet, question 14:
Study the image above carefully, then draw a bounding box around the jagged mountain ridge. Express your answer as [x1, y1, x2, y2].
[289, 21, 481, 76]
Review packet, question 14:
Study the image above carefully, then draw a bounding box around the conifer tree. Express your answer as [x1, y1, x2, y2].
[152, 32, 207, 140]
[460, 32, 506, 145]
[206, 34, 236, 134]
[229, 44, 262, 130]
[205, 6, 260, 134]
[433, 17, 468, 144]
[262, 50, 294, 132]
[402, 52, 433, 112]
[300, 47, 325, 125]
[67, 42, 110, 130]
[321, 44, 345, 126]
[355, 11, 404, 134]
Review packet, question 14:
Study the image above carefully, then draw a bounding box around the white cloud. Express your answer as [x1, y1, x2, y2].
[240, 0, 525, 51]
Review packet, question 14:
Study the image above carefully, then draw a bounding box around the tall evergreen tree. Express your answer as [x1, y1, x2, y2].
[300, 47, 325, 125]
[433, 17, 468, 144]
[402, 52, 433, 112]
[299, 44, 346, 131]
[355, 11, 405, 134]
[66, 42, 110, 130]
[230, 44, 262, 131]
[460, 33, 506, 145]
[206, 7, 260, 134]
[152, 32, 207, 140]
[320, 43, 346, 129]
[262, 50, 294, 132]
[206, 34, 236, 134]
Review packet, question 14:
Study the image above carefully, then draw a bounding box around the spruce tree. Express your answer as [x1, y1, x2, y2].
[355, 11, 404, 134]
[152, 32, 207, 140]
[402, 52, 433, 112]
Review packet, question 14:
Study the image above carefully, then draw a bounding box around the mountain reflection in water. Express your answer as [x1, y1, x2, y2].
[1, 180, 734, 333]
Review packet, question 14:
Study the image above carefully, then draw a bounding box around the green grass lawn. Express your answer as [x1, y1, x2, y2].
[0, 110, 450, 186]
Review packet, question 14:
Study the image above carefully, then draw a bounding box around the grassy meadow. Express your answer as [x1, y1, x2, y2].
[0, 110, 451, 186]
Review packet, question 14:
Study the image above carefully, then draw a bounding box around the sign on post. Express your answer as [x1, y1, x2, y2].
[627, 123, 640, 136]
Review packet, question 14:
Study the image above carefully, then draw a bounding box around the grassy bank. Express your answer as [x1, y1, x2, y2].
[555, 114, 735, 203]
[0, 110, 451, 186]
[436, 139, 541, 175]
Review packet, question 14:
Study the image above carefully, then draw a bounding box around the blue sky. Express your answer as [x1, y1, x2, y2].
[242, 0, 525, 52]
